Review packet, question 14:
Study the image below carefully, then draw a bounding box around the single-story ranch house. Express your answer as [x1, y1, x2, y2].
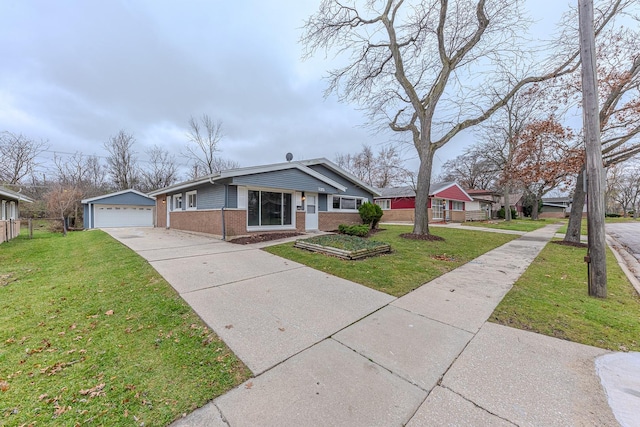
[1, 186, 33, 243]
[374, 182, 475, 223]
[149, 158, 379, 239]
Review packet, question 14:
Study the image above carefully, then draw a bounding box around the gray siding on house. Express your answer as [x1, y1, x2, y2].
[170, 184, 226, 210]
[83, 205, 90, 228]
[318, 194, 328, 212]
[307, 165, 373, 198]
[231, 169, 340, 194]
[91, 192, 155, 206]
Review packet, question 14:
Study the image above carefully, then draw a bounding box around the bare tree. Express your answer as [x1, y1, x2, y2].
[139, 145, 179, 192]
[45, 184, 82, 236]
[335, 144, 412, 188]
[438, 146, 498, 190]
[184, 114, 238, 178]
[0, 131, 49, 184]
[302, 0, 629, 236]
[104, 130, 139, 190]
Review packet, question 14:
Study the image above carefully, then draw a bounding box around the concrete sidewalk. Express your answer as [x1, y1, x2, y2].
[106, 225, 624, 426]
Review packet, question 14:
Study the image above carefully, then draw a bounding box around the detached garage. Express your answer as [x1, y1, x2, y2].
[82, 189, 155, 229]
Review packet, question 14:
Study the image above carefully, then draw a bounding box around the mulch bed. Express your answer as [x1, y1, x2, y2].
[399, 233, 445, 241]
[228, 232, 304, 245]
[551, 240, 588, 248]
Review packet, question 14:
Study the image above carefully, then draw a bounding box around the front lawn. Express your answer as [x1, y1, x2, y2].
[490, 241, 640, 351]
[463, 219, 555, 232]
[265, 225, 517, 297]
[0, 230, 249, 426]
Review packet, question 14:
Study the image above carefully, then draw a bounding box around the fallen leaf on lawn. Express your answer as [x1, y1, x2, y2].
[5, 337, 15, 344]
[245, 381, 253, 389]
[0, 381, 9, 392]
[69, 324, 76, 330]
[38, 393, 48, 400]
[54, 405, 70, 416]
[79, 383, 105, 398]
[105, 310, 114, 316]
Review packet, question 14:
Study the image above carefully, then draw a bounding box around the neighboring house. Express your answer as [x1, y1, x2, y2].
[1, 186, 33, 243]
[540, 197, 574, 218]
[82, 189, 156, 229]
[499, 192, 525, 217]
[148, 158, 379, 239]
[374, 182, 473, 223]
[464, 189, 500, 221]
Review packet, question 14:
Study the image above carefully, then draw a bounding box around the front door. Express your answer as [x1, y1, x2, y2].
[305, 193, 319, 231]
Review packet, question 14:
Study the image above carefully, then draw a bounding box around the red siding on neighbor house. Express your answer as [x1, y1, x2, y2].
[433, 185, 473, 202]
[391, 197, 415, 209]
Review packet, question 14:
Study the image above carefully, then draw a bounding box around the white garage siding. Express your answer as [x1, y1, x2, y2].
[94, 205, 154, 228]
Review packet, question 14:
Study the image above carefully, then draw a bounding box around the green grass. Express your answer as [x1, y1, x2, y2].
[265, 225, 518, 297]
[0, 230, 250, 426]
[301, 234, 387, 251]
[556, 216, 640, 235]
[464, 219, 557, 232]
[490, 241, 640, 351]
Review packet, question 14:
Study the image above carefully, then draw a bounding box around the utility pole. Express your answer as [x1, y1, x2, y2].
[578, 0, 607, 297]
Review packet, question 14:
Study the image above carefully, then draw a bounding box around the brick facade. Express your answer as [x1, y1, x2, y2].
[318, 212, 362, 231]
[296, 211, 305, 232]
[380, 209, 414, 222]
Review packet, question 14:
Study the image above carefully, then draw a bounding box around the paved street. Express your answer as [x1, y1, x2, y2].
[608, 222, 640, 261]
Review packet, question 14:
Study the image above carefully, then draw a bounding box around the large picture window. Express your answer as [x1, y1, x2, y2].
[248, 190, 292, 227]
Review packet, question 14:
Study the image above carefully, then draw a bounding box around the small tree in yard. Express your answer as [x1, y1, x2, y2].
[45, 185, 82, 236]
[359, 202, 383, 229]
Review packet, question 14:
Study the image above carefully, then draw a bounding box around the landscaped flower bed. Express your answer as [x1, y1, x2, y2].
[294, 234, 391, 260]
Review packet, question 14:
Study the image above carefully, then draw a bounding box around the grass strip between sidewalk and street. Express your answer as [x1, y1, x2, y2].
[462, 219, 556, 232]
[490, 240, 640, 351]
[265, 225, 518, 297]
[0, 230, 250, 427]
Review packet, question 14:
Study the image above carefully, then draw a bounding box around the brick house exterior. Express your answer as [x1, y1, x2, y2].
[374, 182, 474, 223]
[149, 158, 378, 239]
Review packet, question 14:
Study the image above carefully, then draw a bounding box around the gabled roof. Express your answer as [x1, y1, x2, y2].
[376, 182, 473, 201]
[0, 186, 33, 203]
[81, 189, 154, 204]
[148, 158, 376, 196]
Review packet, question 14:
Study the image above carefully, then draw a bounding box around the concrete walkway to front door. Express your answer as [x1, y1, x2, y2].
[105, 226, 621, 426]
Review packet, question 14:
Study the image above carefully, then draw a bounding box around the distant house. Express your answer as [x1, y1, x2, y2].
[1, 186, 33, 243]
[374, 182, 474, 223]
[464, 189, 500, 221]
[499, 192, 525, 217]
[540, 197, 577, 218]
[82, 189, 156, 229]
[148, 158, 379, 239]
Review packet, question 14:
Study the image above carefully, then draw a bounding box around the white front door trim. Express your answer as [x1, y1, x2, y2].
[305, 193, 319, 231]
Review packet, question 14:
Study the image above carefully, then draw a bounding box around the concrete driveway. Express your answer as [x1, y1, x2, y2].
[104, 225, 624, 427]
[103, 227, 394, 375]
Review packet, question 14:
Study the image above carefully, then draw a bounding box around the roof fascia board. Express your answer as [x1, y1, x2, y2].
[81, 189, 155, 204]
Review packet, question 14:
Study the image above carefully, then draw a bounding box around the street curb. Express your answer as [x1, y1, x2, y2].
[606, 235, 640, 296]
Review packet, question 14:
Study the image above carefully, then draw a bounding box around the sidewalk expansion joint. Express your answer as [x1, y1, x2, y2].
[439, 385, 519, 426]
[179, 265, 307, 296]
[146, 246, 261, 263]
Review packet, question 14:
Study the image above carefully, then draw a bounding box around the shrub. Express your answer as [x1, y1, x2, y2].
[497, 207, 518, 219]
[338, 224, 370, 237]
[358, 202, 383, 229]
[605, 213, 621, 218]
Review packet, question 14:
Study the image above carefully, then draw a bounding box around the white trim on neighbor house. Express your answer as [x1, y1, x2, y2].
[186, 190, 197, 210]
[375, 199, 391, 210]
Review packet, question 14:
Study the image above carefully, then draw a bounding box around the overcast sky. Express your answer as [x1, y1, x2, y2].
[1, 0, 574, 180]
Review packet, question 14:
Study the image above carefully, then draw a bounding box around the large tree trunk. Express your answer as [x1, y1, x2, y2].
[504, 182, 512, 222]
[531, 193, 540, 220]
[564, 167, 586, 243]
[413, 152, 434, 235]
